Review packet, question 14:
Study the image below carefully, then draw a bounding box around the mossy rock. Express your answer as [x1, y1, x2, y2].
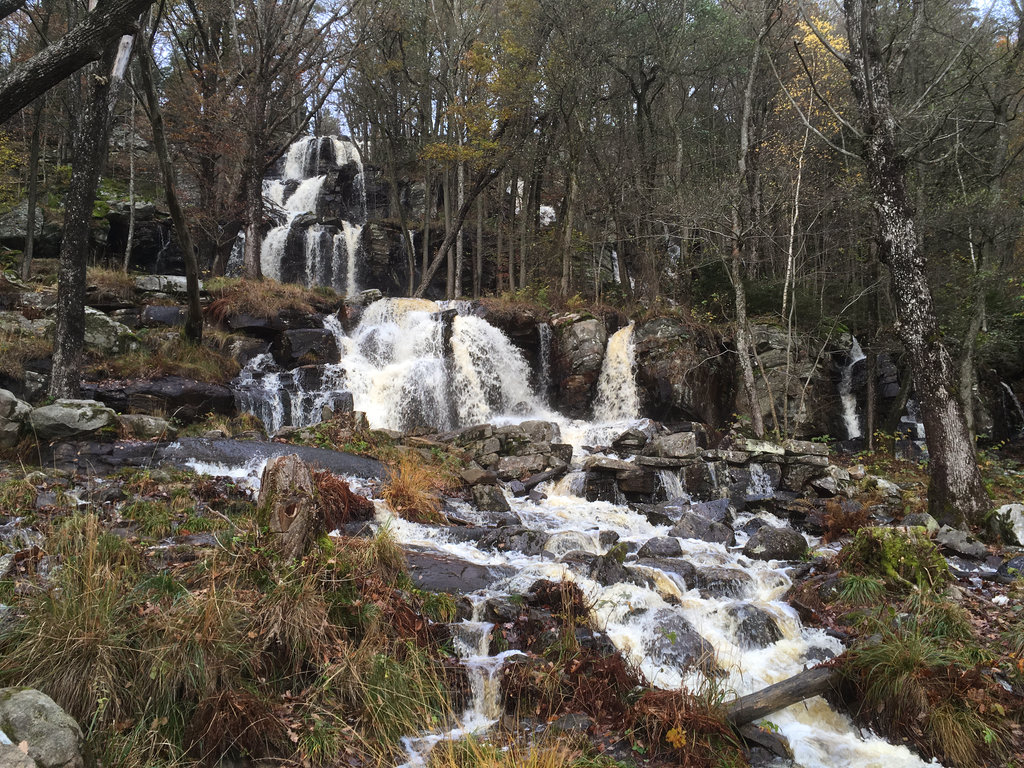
[840, 527, 950, 593]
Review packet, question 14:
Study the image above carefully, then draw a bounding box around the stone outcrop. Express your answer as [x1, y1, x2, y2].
[0, 688, 84, 768]
[734, 324, 834, 439]
[84, 376, 235, 422]
[0, 389, 30, 448]
[453, 422, 572, 481]
[633, 317, 736, 427]
[551, 316, 606, 416]
[28, 400, 117, 441]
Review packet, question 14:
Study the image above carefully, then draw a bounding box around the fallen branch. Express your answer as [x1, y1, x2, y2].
[726, 665, 837, 726]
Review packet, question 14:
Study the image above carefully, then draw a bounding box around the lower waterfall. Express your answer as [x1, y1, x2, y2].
[593, 323, 639, 422]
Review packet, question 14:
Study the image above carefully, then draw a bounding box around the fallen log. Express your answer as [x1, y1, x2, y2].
[516, 467, 569, 495]
[726, 665, 837, 726]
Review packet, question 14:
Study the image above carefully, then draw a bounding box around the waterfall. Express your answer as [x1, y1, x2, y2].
[246, 135, 366, 292]
[449, 315, 542, 425]
[746, 462, 775, 499]
[593, 323, 639, 422]
[1001, 382, 1024, 432]
[839, 337, 866, 439]
[610, 250, 621, 284]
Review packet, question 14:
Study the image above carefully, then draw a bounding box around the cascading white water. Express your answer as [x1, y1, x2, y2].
[839, 337, 866, 439]
[450, 315, 543, 426]
[250, 135, 365, 292]
[1001, 381, 1024, 431]
[593, 324, 640, 422]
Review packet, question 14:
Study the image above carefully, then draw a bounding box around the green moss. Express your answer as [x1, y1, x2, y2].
[840, 527, 950, 593]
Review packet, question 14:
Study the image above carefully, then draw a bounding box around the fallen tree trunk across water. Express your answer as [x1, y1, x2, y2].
[726, 665, 837, 726]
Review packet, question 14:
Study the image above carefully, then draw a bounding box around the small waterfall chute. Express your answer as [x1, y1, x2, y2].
[593, 323, 640, 422]
[839, 337, 866, 439]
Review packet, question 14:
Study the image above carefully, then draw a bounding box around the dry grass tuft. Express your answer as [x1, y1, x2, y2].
[0, 329, 52, 378]
[822, 498, 871, 543]
[314, 469, 375, 529]
[205, 277, 342, 323]
[91, 332, 241, 384]
[87, 266, 136, 302]
[427, 732, 585, 768]
[381, 453, 448, 523]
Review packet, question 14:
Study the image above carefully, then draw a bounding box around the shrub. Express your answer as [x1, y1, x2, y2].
[206, 277, 342, 322]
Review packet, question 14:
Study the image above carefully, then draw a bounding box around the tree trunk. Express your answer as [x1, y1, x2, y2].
[0, 0, 152, 123]
[474, 195, 483, 299]
[559, 158, 578, 296]
[842, 0, 988, 527]
[123, 88, 136, 271]
[730, 26, 766, 439]
[241, 151, 265, 280]
[49, 46, 121, 399]
[137, 24, 202, 342]
[20, 101, 44, 282]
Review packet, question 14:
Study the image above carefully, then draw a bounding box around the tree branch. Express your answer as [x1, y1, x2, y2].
[0, 0, 154, 124]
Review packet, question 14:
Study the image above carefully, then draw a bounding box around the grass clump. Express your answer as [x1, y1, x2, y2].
[829, 528, 1017, 766]
[382, 452, 450, 524]
[0, 477, 35, 512]
[0, 509, 459, 767]
[206, 277, 342, 322]
[91, 331, 241, 385]
[0, 328, 52, 378]
[86, 266, 136, 302]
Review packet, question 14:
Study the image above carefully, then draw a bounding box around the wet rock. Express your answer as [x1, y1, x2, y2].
[549, 713, 593, 735]
[935, 526, 987, 560]
[691, 567, 752, 598]
[995, 555, 1024, 583]
[460, 466, 497, 486]
[28, 400, 117, 441]
[0, 687, 84, 768]
[742, 525, 807, 561]
[637, 536, 683, 559]
[636, 558, 697, 587]
[552, 318, 606, 415]
[612, 426, 651, 454]
[470, 485, 511, 514]
[479, 526, 549, 556]
[574, 627, 617, 655]
[221, 336, 271, 367]
[527, 489, 547, 504]
[496, 454, 548, 480]
[643, 431, 698, 459]
[902, 512, 940, 535]
[587, 550, 630, 586]
[84, 376, 235, 422]
[633, 317, 736, 427]
[515, 420, 561, 444]
[646, 610, 718, 674]
[599, 530, 620, 548]
[0, 388, 30, 448]
[668, 511, 735, 546]
[484, 596, 522, 623]
[271, 328, 341, 367]
[405, 550, 514, 593]
[729, 604, 783, 649]
[809, 475, 838, 497]
[115, 414, 175, 440]
[140, 305, 185, 328]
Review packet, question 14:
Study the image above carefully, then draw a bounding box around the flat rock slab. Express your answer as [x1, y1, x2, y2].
[404, 549, 514, 593]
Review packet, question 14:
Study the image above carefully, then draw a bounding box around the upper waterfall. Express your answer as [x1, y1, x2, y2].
[247, 135, 366, 294]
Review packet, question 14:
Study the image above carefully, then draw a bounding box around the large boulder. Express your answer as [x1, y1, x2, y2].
[552, 317, 606, 416]
[0, 389, 30, 448]
[28, 400, 117, 441]
[0, 688, 84, 768]
[0, 202, 44, 251]
[42, 308, 138, 356]
[742, 525, 808, 561]
[271, 328, 341, 367]
[633, 317, 736, 428]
